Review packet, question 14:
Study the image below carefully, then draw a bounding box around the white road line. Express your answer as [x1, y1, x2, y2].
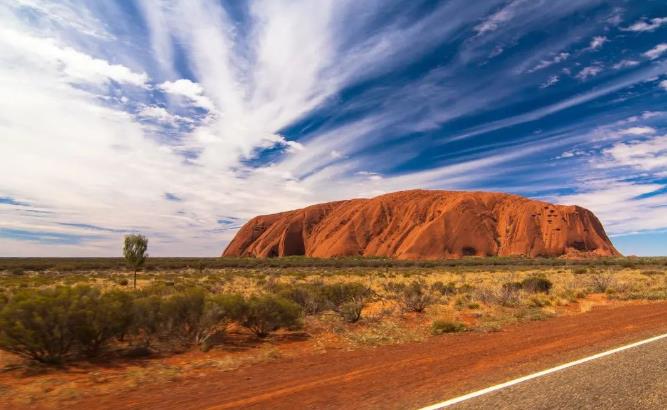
[419, 332, 667, 410]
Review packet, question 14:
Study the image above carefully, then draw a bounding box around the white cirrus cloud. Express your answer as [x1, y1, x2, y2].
[575, 65, 603, 80]
[660, 80, 667, 90]
[540, 75, 560, 88]
[587, 36, 607, 51]
[619, 126, 656, 136]
[622, 17, 667, 32]
[474, 1, 523, 34]
[14, 0, 115, 40]
[137, 105, 190, 126]
[0, 28, 147, 86]
[2, 0, 667, 256]
[643, 43, 667, 60]
[612, 59, 639, 70]
[158, 79, 215, 111]
[554, 180, 667, 235]
[529, 52, 570, 72]
[602, 134, 667, 171]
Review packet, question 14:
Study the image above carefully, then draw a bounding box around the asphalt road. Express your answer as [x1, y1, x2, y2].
[449, 336, 667, 410]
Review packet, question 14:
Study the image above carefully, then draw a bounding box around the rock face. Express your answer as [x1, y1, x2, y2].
[223, 190, 620, 259]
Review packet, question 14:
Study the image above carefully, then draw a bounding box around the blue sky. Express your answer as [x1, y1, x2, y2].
[1, 0, 667, 256]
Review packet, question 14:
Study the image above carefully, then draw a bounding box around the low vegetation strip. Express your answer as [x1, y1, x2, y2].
[1, 256, 666, 273]
[0, 261, 665, 367]
[0, 262, 665, 408]
[0, 286, 303, 363]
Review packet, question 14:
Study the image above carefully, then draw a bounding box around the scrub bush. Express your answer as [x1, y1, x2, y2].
[520, 277, 552, 294]
[339, 300, 364, 323]
[0, 287, 80, 363]
[431, 281, 457, 296]
[70, 288, 134, 357]
[320, 282, 369, 311]
[277, 284, 328, 315]
[400, 280, 434, 313]
[241, 295, 302, 338]
[431, 320, 467, 335]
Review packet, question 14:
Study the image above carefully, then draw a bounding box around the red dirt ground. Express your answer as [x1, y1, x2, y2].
[62, 301, 667, 410]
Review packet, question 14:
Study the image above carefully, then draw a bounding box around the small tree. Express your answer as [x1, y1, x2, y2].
[123, 234, 148, 289]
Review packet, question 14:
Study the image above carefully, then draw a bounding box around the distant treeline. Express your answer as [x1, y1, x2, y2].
[1, 256, 666, 272]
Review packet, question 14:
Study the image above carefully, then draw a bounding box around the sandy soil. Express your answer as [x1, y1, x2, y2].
[46, 300, 667, 410]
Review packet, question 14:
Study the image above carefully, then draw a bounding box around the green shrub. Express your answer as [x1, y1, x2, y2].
[0, 287, 79, 363]
[196, 293, 246, 350]
[454, 295, 470, 309]
[0, 286, 132, 362]
[502, 282, 523, 292]
[382, 281, 405, 295]
[457, 284, 476, 294]
[339, 300, 364, 323]
[431, 320, 467, 335]
[160, 288, 206, 343]
[293, 282, 371, 321]
[590, 272, 615, 293]
[320, 282, 369, 310]
[528, 296, 552, 307]
[640, 270, 664, 276]
[520, 277, 552, 294]
[431, 281, 457, 296]
[498, 283, 521, 306]
[277, 284, 328, 315]
[400, 280, 434, 313]
[241, 295, 302, 338]
[131, 295, 164, 347]
[70, 289, 134, 357]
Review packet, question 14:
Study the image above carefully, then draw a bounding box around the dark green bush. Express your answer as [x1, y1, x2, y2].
[320, 282, 369, 310]
[497, 283, 521, 306]
[339, 300, 364, 323]
[160, 288, 206, 343]
[431, 281, 457, 296]
[278, 282, 371, 321]
[400, 280, 434, 313]
[383, 281, 406, 295]
[322, 282, 370, 321]
[520, 277, 552, 294]
[589, 273, 615, 293]
[0, 287, 77, 363]
[70, 289, 134, 357]
[131, 295, 164, 347]
[502, 282, 523, 292]
[640, 270, 664, 276]
[457, 284, 476, 294]
[195, 293, 246, 350]
[241, 295, 302, 338]
[431, 320, 467, 335]
[0, 286, 128, 363]
[277, 284, 328, 315]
